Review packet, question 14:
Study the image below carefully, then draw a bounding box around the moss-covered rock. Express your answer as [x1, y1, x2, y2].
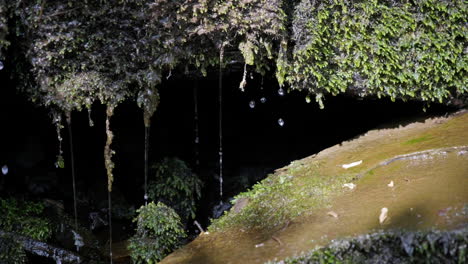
[268, 228, 468, 264]
[160, 110, 468, 264]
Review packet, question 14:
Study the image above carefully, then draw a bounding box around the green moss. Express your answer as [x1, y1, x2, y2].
[289, 0, 467, 106]
[267, 228, 468, 264]
[403, 135, 433, 145]
[209, 162, 355, 232]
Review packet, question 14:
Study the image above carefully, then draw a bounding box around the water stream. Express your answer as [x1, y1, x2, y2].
[66, 113, 79, 233]
[144, 125, 150, 205]
[218, 48, 224, 199]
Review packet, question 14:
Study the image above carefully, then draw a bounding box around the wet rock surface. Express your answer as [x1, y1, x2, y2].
[160, 110, 468, 264]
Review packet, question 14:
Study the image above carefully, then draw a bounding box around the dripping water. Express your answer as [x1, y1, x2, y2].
[66, 113, 78, 233]
[108, 191, 113, 264]
[144, 125, 150, 205]
[193, 81, 200, 167]
[218, 46, 224, 199]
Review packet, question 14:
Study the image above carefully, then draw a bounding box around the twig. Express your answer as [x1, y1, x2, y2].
[271, 236, 283, 246]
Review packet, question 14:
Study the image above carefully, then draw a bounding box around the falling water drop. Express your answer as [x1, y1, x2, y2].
[278, 118, 285, 127]
[195, 137, 199, 144]
[278, 88, 285, 96]
[0, 61, 3, 70]
[260, 97, 267, 103]
[249, 100, 256, 109]
[1, 165, 8, 175]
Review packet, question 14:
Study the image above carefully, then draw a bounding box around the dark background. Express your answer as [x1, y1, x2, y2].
[0, 65, 456, 227]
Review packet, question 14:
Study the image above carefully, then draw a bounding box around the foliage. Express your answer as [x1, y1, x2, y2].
[4, 0, 286, 113]
[268, 228, 468, 264]
[0, 198, 52, 241]
[288, 0, 467, 107]
[148, 157, 202, 222]
[0, 0, 466, 111]
[0, 234, 27, 264]
[210, 161, 354, 231]
[2, 0, 286, 192]
[128, 202, 186, 264]
[148, 0, 287, 74]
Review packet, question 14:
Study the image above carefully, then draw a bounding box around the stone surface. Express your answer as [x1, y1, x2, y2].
[160, 110, 468, 264]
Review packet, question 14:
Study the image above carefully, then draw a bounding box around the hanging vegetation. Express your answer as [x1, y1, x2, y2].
[0, 0, 466, 193]
[1, 0, 287, 190]
[288, 0, 467, 107]
[1, 0, 464, 112]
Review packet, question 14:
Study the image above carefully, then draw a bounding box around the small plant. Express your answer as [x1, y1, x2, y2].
[148, 157, 202, 222]
[128, 202, 186, 264]
[0, 234, 27, 264]
[0, 198, 52, 241]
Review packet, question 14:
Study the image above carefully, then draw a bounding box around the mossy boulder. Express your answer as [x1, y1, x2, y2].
[160, 110, 468, 264]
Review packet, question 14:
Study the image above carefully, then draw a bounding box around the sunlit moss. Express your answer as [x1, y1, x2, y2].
[209, 162, 355, 232]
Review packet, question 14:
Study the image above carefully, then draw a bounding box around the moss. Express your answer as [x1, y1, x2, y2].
[209, 162, 356, 232]
[268, 228, 468, 264]
[402, 135, 433, 145]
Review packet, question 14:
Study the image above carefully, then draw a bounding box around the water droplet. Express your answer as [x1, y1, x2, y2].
[260, 97, 266, 103]
[278, 118, 285, 127]
[278, 88, 285, 96]
[1, 165, 8, 175]
[0, 61, 3, 70]
[195, 137, 199, 144]
[305, 96, 311, 103]
[144, 194, 148, 200]
[249, 100, 255, 109]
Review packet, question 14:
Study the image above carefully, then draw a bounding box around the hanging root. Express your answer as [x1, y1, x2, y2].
[104, 105, 115, 263]
[104, 105, 115, 192]
[239, 63, 247, 91]
[87, 107, 94, 127]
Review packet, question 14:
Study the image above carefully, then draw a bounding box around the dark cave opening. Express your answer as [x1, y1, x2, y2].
[0, 68, 458, 259]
